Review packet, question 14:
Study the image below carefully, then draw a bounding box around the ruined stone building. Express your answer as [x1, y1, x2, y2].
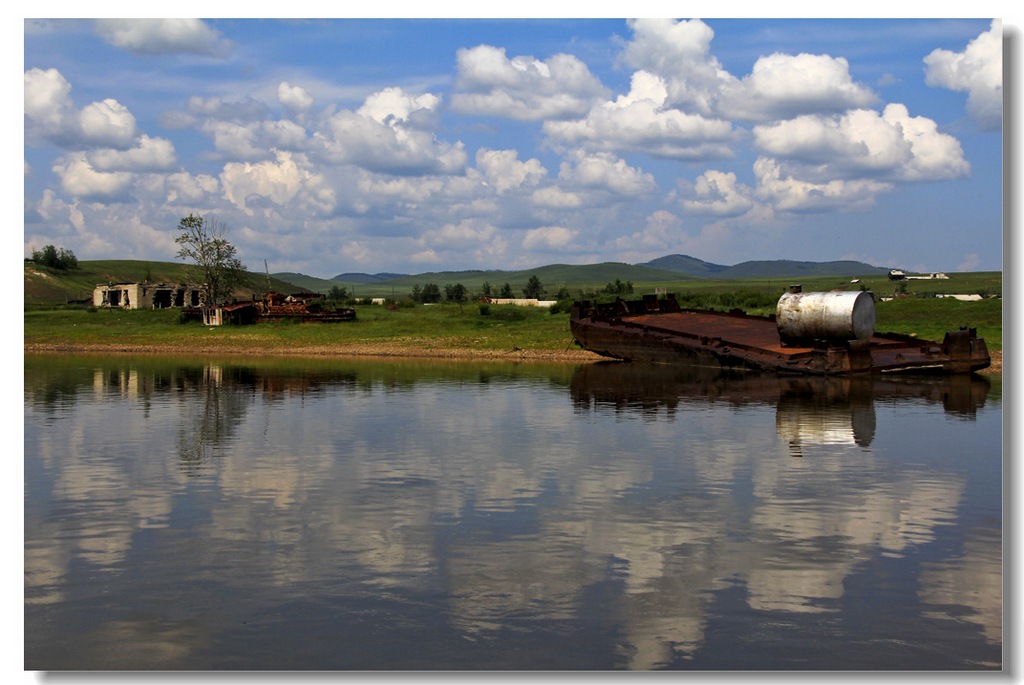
[92, 283, 205, 310]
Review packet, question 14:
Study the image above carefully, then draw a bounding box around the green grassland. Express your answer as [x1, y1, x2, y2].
[24, 288, 1001, 355]
[24, 302, 577, 355]
[24, 260, 1002, 354]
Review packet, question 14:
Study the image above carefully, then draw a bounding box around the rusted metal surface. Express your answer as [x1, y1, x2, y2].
[202, 292, 356, 325]
[570, 293, 990, 376]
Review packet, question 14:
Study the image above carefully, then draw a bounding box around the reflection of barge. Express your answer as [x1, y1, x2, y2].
[569, 361, 992, 438]
[570, 288, 990, 376]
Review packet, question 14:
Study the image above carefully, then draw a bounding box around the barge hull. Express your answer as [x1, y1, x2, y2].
[570, 296, 989, 376]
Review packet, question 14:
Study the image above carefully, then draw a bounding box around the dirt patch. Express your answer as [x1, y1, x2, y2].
[24, 340, 606, 363]
[983, 349, 1001, 374]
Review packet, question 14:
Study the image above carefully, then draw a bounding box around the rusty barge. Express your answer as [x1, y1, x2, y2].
[570, 288, 990, 376]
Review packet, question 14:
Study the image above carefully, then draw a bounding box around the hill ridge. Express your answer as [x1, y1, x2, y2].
[25, 254, 895, 306]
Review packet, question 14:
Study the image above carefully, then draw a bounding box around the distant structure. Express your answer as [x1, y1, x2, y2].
[93, 282, 205, 310]
[937, 293, 983, 301]
[483, 298, 557, 308]
[888, 269, 949, 281]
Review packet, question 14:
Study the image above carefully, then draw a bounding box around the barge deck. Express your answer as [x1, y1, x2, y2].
[570, 294, 989, 376]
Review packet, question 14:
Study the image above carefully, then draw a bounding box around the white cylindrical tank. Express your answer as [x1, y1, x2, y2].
[776, 288, 875, 343]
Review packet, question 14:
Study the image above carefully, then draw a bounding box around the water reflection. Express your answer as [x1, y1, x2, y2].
[571, 361, 990, 421]
[24, 355, 1000, 670]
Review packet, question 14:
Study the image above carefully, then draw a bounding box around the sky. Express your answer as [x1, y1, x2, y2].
[22, 16, 1007, 279]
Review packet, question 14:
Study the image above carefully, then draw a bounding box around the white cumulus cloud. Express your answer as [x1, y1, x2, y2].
[924, 19, 1002, 130]
[164, 172, 220, 206]
[24, 67, 73, 138]
[452, 44, 608, 121]
[557, 150, 657, 195]
[620, 18, 726, 116]
[422, 219, 498, 250]
[318, 92, 466, 175]
[753, 157, 893, 213]
[753, 104, 969, 182]
[94, 19, 230, 56]
[613, 209, 686, 255]
[53, 153, 133, 200]
[530, 186, 582, 209]
[355, 172, 446, 204]
[544, 70, 736, 160]
[87, 134, 177, 172]
[278, 82, 314, 112]
[475, 148, 547, 193]
[357, 87, 441, 125]
[522, 225, 577, 251]
[201, 121, 264, 160]
[681, 170, 754, 217]
[25, 67, 138, 149]
[77, 99, 138, 148]
[220, 151, 334, 214]
[718, 52, 878, 122]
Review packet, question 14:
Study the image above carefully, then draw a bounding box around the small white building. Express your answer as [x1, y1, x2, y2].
[907, 273, 950, 280]
[485, 298, 557, 308]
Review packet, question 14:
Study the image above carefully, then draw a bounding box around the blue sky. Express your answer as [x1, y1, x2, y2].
[23, 16, 1006, 278]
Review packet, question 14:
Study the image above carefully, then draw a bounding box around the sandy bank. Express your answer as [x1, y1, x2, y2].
[24, 342, 1001, 374]
[24, 341, 606, 363]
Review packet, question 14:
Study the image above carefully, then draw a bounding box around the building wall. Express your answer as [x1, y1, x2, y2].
[93, 283, 205, 310]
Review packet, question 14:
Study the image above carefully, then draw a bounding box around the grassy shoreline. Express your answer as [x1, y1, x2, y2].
[23, 303, 600, 363]
[24, 297, 1002, 373]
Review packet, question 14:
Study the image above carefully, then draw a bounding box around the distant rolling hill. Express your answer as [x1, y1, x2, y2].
[640, 254, 728, 278]
[328, 263, 691, 295]
[331, 272, 408, 284]
[271, 272, 339, 293]
[719, 259, 890, 279]
[640, 254, 889, 279]
[273, 256, 888, 296]
[26, 255, 894, 306]
[274, 262, 688, 295]
[272, 271, 415, 292]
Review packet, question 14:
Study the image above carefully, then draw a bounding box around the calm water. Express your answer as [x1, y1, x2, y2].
[24, 354, 1002, 671]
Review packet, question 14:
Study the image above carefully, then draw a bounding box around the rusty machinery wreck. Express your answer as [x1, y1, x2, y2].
[191, 291, 356, 326]
[570, 286, 990, 376]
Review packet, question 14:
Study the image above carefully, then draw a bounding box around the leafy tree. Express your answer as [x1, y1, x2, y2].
[603, 279, 633, 295]
[410, 284, 423, 302]
[523, 275, 545, 299]
[30, 244, 78, 270]
[420, 283, 442, 303]
[174, 213, 247, 306]
[499, 282, 514, 298]
[481, 281, 493, 298]
[444, 283, 467, 304]
[327, 284, 349, 301]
